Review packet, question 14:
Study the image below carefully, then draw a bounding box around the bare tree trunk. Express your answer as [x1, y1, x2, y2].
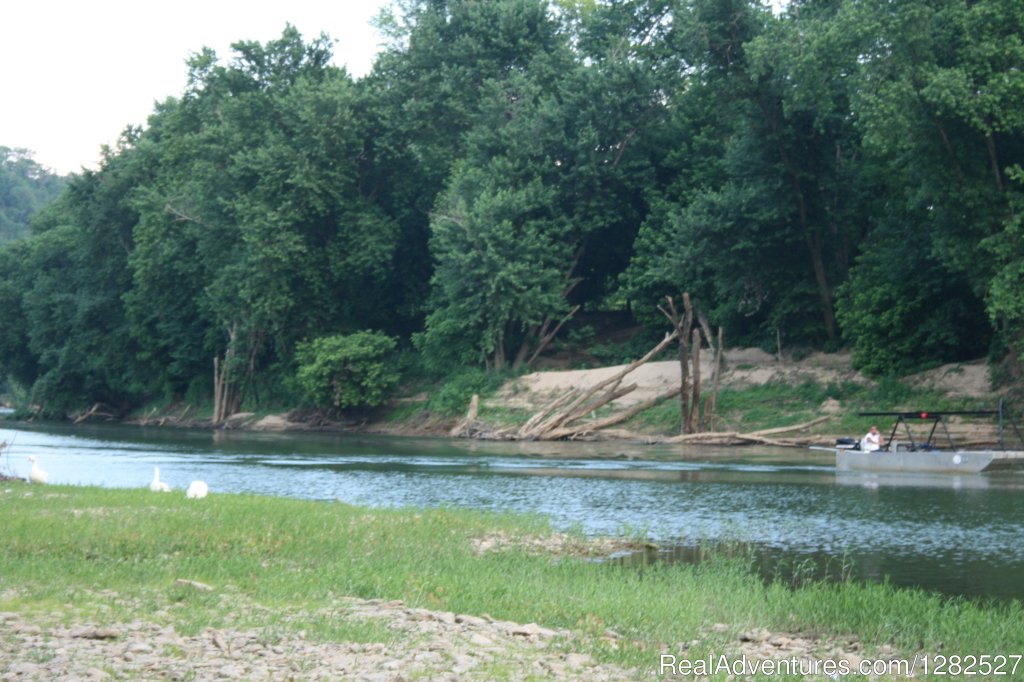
[689, 328, 702, 432]
[513, 321, 544, 370]
[521, 330, 679, 439]
[545, 385, 681, 440]
[806, 231, 837, 341]
[213, 356, 222, 423]
[558, 383, 637, 426]
[985, 131, 1005, 193]
[493, 331, 506, 372]
[658, 294, 693, 434]
[525, 304, 580, 369]
[703, 327, 724, 432]
[449, 394, 480, 437]
[517, 388, 581, 438]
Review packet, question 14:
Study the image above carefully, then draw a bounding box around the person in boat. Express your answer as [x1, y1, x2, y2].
[863, 425, 882, 452]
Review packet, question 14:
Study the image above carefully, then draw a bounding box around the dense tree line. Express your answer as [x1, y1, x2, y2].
[1, 0, 1022, 416]
[0, 147, 66, 243]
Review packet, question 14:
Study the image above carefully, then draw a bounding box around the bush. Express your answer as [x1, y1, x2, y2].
[295, 331, 399, 411]
[427, 368, 508, 416]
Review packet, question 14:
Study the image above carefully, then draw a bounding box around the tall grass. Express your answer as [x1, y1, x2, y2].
[3, 485, 1022, 674]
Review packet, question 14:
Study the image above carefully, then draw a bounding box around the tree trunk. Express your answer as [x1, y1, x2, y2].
[521, 330, 679, 439]
[213, 356, 222, 423]
[703, 327, 724, 432]
[806, 230, 837, 341]
[525, 304, 580, 369]
[658, 294, 693, 435]
[493, 330, 506, 372]
[985, 131, 1005, 193]
[689, 328, 702, 432]
[544, 385, 681, 440]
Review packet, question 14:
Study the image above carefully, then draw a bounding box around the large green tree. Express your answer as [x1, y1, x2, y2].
[0, 147, 66, 242]
[125, 27, 398, 410]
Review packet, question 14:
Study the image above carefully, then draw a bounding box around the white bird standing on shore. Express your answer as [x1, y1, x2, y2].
[186, 480, 208, 499]
[149, 467, 171, 492]
[27, 456, 48, 484]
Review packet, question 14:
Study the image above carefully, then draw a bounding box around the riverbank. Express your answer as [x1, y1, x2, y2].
[116, 350, 1006, 448]
[3, 485, 1022, 679]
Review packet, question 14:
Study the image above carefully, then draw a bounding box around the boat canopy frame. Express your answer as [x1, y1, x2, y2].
[859, 400, 1024, 452]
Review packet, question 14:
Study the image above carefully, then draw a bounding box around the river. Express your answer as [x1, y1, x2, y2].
[3, 421, 1023, 601]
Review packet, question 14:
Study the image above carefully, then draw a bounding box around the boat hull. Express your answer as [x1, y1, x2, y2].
[836, 449, 1024, 474]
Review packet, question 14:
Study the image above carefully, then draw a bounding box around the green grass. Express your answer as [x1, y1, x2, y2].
[2, 485, 1023, 678]
[621, 378, 997, 437]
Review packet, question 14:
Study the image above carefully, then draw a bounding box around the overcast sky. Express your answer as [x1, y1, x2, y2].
[2, 1, 389, 175]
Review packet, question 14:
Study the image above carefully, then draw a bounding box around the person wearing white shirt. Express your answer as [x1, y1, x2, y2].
[863, 425, 882, 452]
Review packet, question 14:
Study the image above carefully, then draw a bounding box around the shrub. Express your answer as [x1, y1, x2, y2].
[295, 331, 399, 411]
[427, 368, 508, 416]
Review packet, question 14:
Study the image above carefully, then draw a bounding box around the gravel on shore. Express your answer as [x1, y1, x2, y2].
[0, 595, 908, 681]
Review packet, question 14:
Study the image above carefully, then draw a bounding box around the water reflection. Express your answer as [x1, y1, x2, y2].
[3, 421, 1024, 600]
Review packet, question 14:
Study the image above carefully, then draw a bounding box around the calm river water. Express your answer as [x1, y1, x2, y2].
[4, 422, 1024, 601]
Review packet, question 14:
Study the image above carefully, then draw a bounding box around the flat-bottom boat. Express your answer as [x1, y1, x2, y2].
[816, 402, 1024, 474]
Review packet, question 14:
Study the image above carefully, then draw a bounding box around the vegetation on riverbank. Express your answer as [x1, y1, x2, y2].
[3, 485, 1022, 677]
[3, 0, 1023, 424]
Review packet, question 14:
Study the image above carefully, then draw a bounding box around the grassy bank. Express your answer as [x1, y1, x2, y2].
[3, 485, 1023, 677]
[621, 379, 996, 437]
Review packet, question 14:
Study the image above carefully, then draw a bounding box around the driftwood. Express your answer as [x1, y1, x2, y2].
[449, 394, 481, 437]
[558, 383, 638, 426]
[750, 415, 830, 436]
[74, 403, 118, 424]
[518, 330, 679, 440]
[518, 330, 679, 441]
[667, 431, 812, 447]
[543, 385, 683, 441]
[516, 388, 581, 438]
[665, 415, 832, 446]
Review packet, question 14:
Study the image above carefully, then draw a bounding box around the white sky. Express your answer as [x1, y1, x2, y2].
[2, 1, 390, 175]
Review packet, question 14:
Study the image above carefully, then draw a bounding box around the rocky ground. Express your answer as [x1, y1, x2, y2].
[0, 598, 910, 681]
[0, 599, 634, 681]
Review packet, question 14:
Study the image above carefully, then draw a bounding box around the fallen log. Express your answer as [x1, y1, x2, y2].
[523, 330, 680, 439]
[540, 385, 682, 441]
[557, 382, 638, 428]
[666, 430, 823, 447]
[449, 394, 480, 437]
[516, 387, 581, 438]
[750, 415, 831, 436]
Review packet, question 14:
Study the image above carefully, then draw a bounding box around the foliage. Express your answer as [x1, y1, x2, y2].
[835, 226, 991, 377]
[425, 368, 509, 417]
[2, 0, 1024, 414]
[294, 331, 399, 411]
[0, 147, 65, 242]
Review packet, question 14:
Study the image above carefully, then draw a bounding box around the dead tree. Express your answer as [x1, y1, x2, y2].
[703, 327, 724, 432]
[658, 295, 693, 434]
[689, 328, 702, 433]
[659, 293, 720, 435]
[518, 330, 680, 440]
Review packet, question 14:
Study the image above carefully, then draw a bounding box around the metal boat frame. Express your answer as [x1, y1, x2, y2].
[829, 400, 1024, 474]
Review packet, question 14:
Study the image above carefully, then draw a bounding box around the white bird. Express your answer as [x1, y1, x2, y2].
[27, 456, 48, 484]
[149, 467, 171, 492]
[186, 480, 208, 499]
